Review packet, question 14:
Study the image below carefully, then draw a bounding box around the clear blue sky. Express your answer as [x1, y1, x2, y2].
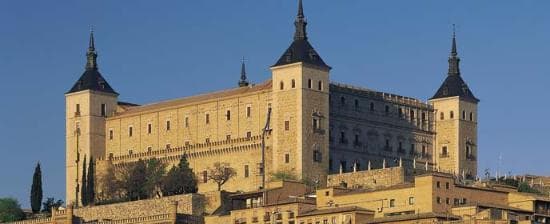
[1, 0, 549, 208]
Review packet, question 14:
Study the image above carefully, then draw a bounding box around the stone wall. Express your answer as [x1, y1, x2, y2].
[326, 167, 407, 189]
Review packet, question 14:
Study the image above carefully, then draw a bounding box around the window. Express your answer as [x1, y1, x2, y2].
[166, 144, 171, 149]
[422, 145, 427, 156]
[385, 105, 390, 114]
[354, 134, 360, 146]
[466, 146, 472, 158]
[109, 129, 113, 140]
[285, 120, 290, 131]
[470, 112, 474, 121]
[203, 171, 208, 183]
[147, 146, 152, 152]
[462, 110, 466, 119]
[389, 199, 396, 208]
[101, 104, 106, 117]
[128, 126, 133, 137]
[246, 106, 251, 118]
[436, 181, 441, 188]
[454, 198, 460, 205]
[313, 118, 320, 130]
[370, 102, 375, 111]
[440, 112, 444, 120]
[410, 144, 415, 153]
[313, 150, 322, 162]
[166, 121, 171, 131]
[205, 113, 210, 124]
[75, 104, 81, 115]
[446, 182, 450, 189]
[409, 197, 415, 205]
[462, 198, 467, 205]
[385, 139, 390, 148]
[147, 123, 152, 134]
[436, 197, 441, 204]
[410, 110, 415, 121]
[422, 112, 426, 121]
[442, 146, 448, 157]
[205, 138, 210, 143]
[354, 99, 359, 109]
[244, 165, 249, 178]
[446, 198, 450, 205]
[226, 110, 231, 121]
[185, 141, 190, 146]
[398, 142, 403, 150]
[128, 149, 133, 155]
[398, 108, 403, 118]
[340, 132, 346, 143]
[291, 79, 296, 88]
[450, 111, 454, 119]
[246, 131, 252, 139]
[340, 97, 346, 105]
[280, 81, 284, 90]
[308, 79, 312, 88]
[285, 154, 290, 163]
[318, 81, 323, 90]
[226, 135, 231, 141]
[185, 117, 189, 128]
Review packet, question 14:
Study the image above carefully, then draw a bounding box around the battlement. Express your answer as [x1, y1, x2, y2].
[330, 82, 432, 109]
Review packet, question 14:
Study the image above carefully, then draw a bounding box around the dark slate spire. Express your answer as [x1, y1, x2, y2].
[67, 29, 118, 95]
[273, 0, 330, 69]
[238, 58, 249, 87]
[431, 26, 478, 103]
[294, 0, 307, 41]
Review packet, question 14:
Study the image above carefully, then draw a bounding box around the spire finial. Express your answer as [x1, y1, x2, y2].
[448, 24, 460, 75]
[86, 27, 98, 71]
[293, 0, 307, 41]
[238, 57, 249, 87]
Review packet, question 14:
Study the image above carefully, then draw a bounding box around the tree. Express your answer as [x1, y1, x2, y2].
[161, 156, 197, 196]
[41, 198, 64, 213]
[126, 160, 147, 201]
[207, 162, 236, 191]
[98, 165, 124, 202]
[30, 162, 43, 213]
[81, 155, 88, 206]
[86, 156, 95, 205]
[144, 158, 166, 198]
[0, 198, 25, 222]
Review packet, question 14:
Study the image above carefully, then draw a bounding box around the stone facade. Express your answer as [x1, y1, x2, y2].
[326, 167, 409, 189]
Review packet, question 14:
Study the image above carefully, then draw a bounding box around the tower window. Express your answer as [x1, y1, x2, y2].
[318, 81, 323, 91]
[166, 121, 170, 131]
[285, 153, 290, 163]
[205, 138, 210, 143]
[203, 171, 208, 183]
[185, 117, 189, 128]
[246, 131, 252, 139]
[340, 97, 346, 105]
[109, 129, 113, 140]
[313, 150, 322, 162]
[440, 112, 444, 120]
[244, 165, 249, 178]
[285, 120, 290, 131]
[370, 102, 375, 111]
[147, 146, 152, 152]
[313, 118, 320, 130]
[442, 146, 448, 157]
[409, 197, 415, 205]
[246, 106, 251, 118]
[75, 104, 81, 116]
[450, 111, 454, 119]
[470, 112, 474, 121]
[128, 126, 133, 137]
[340, 132, 346, 144]
[226, 110, 231, 121]
[205, 113, 210, 124]
[462, 110, 466, 120]
[354, 99, 359, 109]
[291, 79, 296, 88]
[280, 81, 284, 90]
[389, 199, 396, 208]
[226, 135, 231, 141]
[166, 144, 171, 149]
[308, 79, 312, 88]
[101, 104, 106, 117]
[422, 145, 427, 157]
[147, 123, 152, 134]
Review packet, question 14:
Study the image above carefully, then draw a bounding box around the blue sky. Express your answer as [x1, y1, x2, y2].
[0, 0, 549, 208]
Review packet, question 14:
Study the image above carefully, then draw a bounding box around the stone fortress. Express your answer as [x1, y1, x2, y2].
[64, 0, 480, 207]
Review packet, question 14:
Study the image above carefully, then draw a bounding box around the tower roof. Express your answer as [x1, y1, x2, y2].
[272, 0, 330, 69]
[431, 28, 478, 103]
[67, 30, 118, 95]
[238, 58, 250, 87]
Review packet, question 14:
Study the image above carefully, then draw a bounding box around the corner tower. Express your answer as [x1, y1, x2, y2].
[429, 29, 479, 178]
[65, 30, 118, 205]
[271, 0, 330, 185]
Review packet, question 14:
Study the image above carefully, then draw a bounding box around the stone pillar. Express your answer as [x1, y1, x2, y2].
[382, 159, 386, 169]
[367, 161, 371, 171]
[65, 204, 74, 224]
[169, 201, 178, 224]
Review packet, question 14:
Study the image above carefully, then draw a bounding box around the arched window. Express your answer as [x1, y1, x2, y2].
[280, 81, 284, 90]
[291, 79, 296, 88]
[440, 112, 444, 120]
[308, 79, 312, 88]
[450, 111, 454, 119]
[470, 112, 474, 121]
[318, 81, 323, 91]
[462, 110, 466, 120]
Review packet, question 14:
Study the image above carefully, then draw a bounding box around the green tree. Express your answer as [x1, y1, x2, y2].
[81, 155, 88, 206]
[30, 162, 43, 213]
[126, 159, 147, 201]
[0, 198, 25, 222]
[271, 170, 298, 181]
[518, 182, 541, 194]
[145, 158, 166, 198]
[41, 198, 64, 213]
[86, 157, 95, 205]
[161, 156, 197, 196]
